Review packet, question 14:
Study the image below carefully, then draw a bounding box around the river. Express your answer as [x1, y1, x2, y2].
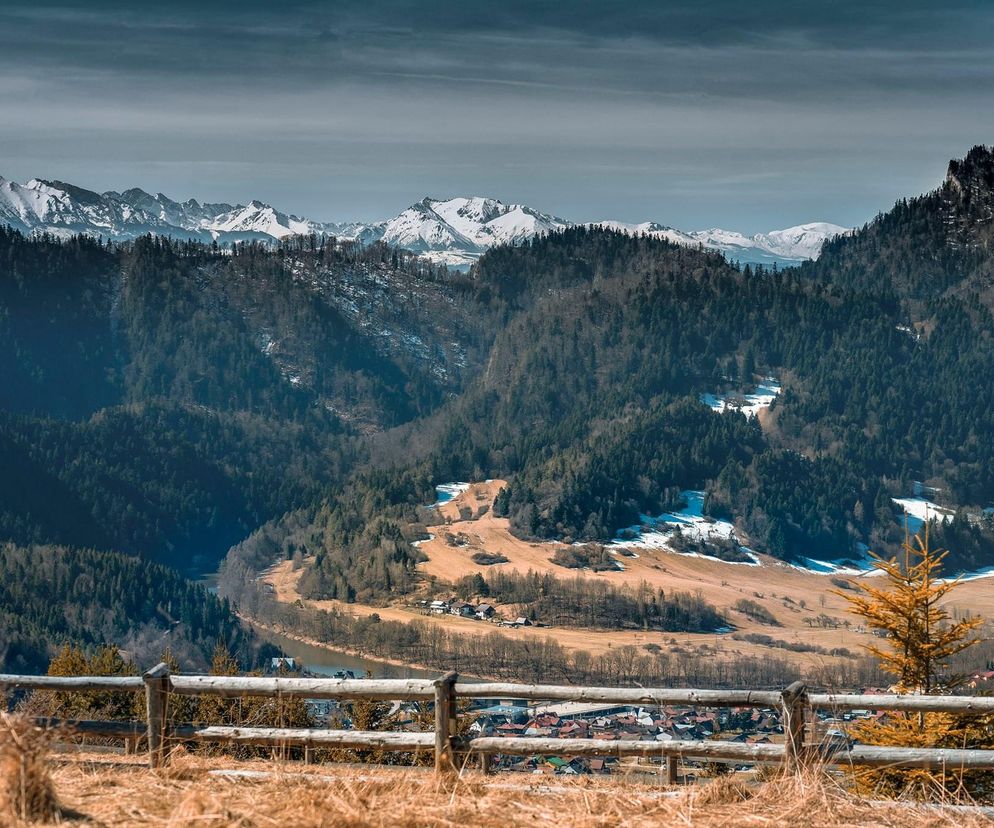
[255, 628, 437, 679]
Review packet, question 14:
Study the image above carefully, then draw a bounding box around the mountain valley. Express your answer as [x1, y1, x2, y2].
[3, 146, 994, 683]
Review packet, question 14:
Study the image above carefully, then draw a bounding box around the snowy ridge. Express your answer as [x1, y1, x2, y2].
[0, 173, 848, 267]
[0, 176, 356, 244]
[378, 197, 570, 267]
[598, 221, 849, 267]
[590, 220, 699, 248]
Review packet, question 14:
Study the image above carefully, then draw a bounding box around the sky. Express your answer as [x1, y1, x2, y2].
[1, 1, 993, 233]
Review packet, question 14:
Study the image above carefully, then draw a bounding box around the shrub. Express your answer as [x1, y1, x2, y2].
[471, 552, 508, 566]
[734, 598, 780, 626]
[550, 545, 621, 572]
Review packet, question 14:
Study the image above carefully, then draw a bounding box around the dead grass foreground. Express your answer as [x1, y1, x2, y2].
[4, 751, 992, 828]
[0, 714, 60, 824]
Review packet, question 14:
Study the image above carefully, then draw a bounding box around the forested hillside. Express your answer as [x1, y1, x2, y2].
[803, 144, 994, 299]
[299, 147, 994, 599]
[0, 230, 494, 569]
[0, 543, 258, 673]
[0, 229, 491, 668]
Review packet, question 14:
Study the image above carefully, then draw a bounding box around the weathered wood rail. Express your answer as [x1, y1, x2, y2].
[4, 668, 994, 779]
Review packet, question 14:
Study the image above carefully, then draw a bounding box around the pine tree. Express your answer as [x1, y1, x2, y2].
[839, 525, 981, 693]
[836, 526, 993, 800]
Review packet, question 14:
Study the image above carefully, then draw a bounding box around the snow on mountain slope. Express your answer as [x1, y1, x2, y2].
[0, 177, 347, 244]
[0, 177, 176, 239]
[206, 200, 328, 240]
[592, 220, 847, 267]
[378, 196, 570, 265]
[0, 172, 847, 268]
[753, 222, 849, 261]
[380, 199, 481, 254]
[106, 188, 235, 233]
[686, 223, 848, 265]
[591, 220, 698, 247]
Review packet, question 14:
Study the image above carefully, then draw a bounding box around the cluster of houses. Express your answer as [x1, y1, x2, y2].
[266, 654, 899, 777]
[464, 700, 894, 776]
[419, 598, 535, 628]
[461, 699, 783, 775]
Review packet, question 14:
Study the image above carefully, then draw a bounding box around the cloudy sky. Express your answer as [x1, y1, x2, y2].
[2, 1, 993, 232]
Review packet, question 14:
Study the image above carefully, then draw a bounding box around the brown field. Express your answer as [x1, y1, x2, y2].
[264, 480, 994, 672]
[12, 751, 994, 827]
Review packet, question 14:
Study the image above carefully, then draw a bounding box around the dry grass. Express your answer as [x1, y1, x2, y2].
[0, 714, 61, 824]
[2, 750, 989, 827]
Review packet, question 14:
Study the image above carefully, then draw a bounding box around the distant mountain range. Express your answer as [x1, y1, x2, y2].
[0, 175, 848, 268]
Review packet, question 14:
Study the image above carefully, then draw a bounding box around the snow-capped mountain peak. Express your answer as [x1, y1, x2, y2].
[0, 172, 848, 267]
[377, 196, 570, 266]
[753, 222, 849, 261]
[586, 219, 848, 267]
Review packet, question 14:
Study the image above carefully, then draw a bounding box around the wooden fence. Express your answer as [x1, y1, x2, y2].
[4, 667, 994, 780]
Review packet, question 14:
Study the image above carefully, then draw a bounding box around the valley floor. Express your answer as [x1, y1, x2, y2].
[22, 752, 992, 827]
[262, 480, 994, 677]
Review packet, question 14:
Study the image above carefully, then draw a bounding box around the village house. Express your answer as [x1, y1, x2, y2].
[450, 601, 476, 618]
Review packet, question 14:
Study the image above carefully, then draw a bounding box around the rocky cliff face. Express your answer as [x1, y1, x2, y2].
[945, 145, 994, 250]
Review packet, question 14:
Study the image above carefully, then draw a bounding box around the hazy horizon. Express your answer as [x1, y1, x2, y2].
[2, 1, 993, 233]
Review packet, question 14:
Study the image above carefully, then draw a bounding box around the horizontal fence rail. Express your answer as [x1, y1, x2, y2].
[0, 675, 146, 692]
[5, 668, 994, 779]
[465, 736, 785, 762]
[187, 727, 435, 751]
[453, 683, 785, 707]
[168, 675, 437, 701]
[810, 693, 994, 714]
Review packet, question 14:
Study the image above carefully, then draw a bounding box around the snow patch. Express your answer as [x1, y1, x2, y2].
[432, 482, 470, 507]
[892, 497, 954, 535]
[947, 566, 994, 583]
[789, 544, 882, 576]
[701, 379, 781, 419]
[611, 490, 760, 566]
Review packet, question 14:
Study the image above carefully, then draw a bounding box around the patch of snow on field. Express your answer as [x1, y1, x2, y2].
[892, 497, 954, 535]
[948, 566, 994, 582]
[411, 534, 435, 548]
[701, 379, 781, 419]
[432, 482, 470, 507]
[611, 490, 760, 566]
[791, 543, 882, 576]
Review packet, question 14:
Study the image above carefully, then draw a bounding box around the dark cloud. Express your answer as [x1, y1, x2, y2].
[1, 1, 992, 231]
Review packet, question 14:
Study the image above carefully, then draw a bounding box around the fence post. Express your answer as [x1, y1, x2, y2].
[781, 681, 808, 773]
[665, 754, 678, 785]
[434, 671, 458, 774]
[143, 662, 170, 769]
